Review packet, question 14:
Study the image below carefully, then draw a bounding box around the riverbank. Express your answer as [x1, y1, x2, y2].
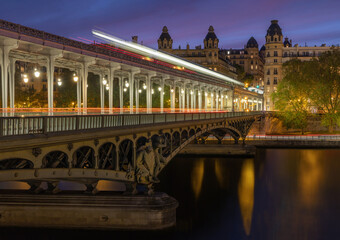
[180, 139, 340, 157]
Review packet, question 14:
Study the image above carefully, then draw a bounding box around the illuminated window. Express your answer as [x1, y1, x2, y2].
[273, 77, 278, 84]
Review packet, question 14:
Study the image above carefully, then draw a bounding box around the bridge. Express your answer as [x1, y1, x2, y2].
[0, 19, 264, 194]
[0, 111, 261, 195]
[0, 19, 262, 114]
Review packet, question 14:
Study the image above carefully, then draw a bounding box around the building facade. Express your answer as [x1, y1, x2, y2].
[220, 37, 265, 89]
[158, 26, 237, 78]
[264, 20, 332, 110]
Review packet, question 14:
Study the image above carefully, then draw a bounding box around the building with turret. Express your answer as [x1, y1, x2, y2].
[263, 20, 332, 110]
[157, 26, 237, 78]
[220, 37, 265, 89]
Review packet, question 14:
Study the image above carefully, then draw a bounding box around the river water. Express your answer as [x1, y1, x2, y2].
[1, 148, 339, 240]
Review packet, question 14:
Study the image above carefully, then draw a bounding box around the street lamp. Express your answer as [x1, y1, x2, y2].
[152, 89, 154, 94]
[57, 78, 62, 86]
[170, 89, 174, 93]
[73, 73, 78, 82]
[143, 83, 147, 90]
[102, 78, 107, 85]
[125, 81, 129, 88]
[123, 88, 127, 92]
[34, 68, 40, 78]
[158, 87, 162, 91]
[23, 74, 29, 83]
[138, 89, 142, 93]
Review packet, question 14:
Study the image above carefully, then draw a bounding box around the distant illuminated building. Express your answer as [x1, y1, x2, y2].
[220, 37, 265, 89]
[264, 20, 332, 110]
[157, 26, 238, 79]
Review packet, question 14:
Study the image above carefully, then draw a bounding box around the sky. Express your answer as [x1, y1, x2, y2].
[0, 0, 339, 49]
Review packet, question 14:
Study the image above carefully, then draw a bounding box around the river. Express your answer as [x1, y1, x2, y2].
[0, 148, 339, 240]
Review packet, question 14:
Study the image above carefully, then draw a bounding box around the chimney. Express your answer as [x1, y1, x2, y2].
[132, 36, 138, 43]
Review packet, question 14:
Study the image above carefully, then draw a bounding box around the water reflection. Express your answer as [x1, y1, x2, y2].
[191, 160, 204, 199]
[214, 159, 225, 189]
[238, 159, 255, 236]
[298, 150, 323, 207]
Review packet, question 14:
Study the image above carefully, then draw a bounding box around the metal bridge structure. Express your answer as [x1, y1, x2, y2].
[0, 19, 264, 195]
[0, 19, 262, 114]
[0, 111, 262, 194]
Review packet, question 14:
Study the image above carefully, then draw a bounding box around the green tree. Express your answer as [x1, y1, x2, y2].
[306, 48, 340, 132]
[272, 59, 311, 134]
[235, 64, 254, 87]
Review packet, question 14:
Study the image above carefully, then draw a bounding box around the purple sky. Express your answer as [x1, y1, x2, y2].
[1, 0, 339, 49]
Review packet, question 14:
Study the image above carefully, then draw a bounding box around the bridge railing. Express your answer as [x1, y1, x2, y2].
[0, 111, 262, 137]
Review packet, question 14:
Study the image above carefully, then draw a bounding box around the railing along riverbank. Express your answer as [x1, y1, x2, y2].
[0, 111, 262, 137]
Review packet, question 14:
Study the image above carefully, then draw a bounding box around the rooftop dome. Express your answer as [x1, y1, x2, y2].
[266, 20, 282, 37]
[283, 37, 292, 47]
[205, 26, 218, 41]
[246, 37, 258, 48]
[159, 26, 172, 41]
[260, 45, 266, 51]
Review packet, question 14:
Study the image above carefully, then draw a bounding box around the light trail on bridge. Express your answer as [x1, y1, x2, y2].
[0, 108, 238, 116]
[92, 30, 244, 86]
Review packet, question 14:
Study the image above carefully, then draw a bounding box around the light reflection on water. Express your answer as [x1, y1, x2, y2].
[0, 148, 339, 240]
[238, 159, 254, 236]
[191, 160, 204, 199]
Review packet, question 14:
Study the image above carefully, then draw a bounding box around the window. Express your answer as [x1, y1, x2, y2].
[192, 52, 196, 57]
[267, 78, 270, 85]
[275, 38, 277, 41]
[214, 67, 217, 71]
[251, 65, 253, 70]
[267, 69, 270, 75]
[251, 60, 253, 64]
[274, 77, 278, 84]
[274, 59, 277, 63]
[43, 84, 47, 91]
[267, 52, 270, 57]
[274, 51, 278, 57]
[240, 60, 244, 64]
[283, 52, 288, 57]
[274, 68, 278, 75]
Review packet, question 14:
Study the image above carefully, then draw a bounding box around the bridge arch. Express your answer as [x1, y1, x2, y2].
[0, 158, 34, 170]
[98, 142, 116, 170]
[171, 131, 181, 151]
[119, 139, 134, 172]
[72, 146, 95, 168]
[181, 130, 188, 143]
[42, 151, 69, 168]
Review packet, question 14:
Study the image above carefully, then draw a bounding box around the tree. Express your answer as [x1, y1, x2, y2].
[235, 64, 254, 87]
[306, 48, 340, 132]
[272, 48, 340, 133]
[272, 59, 312, 134]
